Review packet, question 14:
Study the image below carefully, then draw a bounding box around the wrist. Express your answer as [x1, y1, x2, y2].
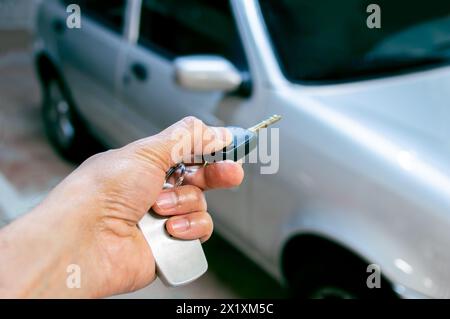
[0, 200, 94, 298]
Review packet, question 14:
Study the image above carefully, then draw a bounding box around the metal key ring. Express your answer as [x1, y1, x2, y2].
[165, 162, 186, 187]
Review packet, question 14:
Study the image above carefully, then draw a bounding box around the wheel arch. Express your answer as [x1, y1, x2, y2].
[281, 233, 372, 280]
[280, 231, 398, 297]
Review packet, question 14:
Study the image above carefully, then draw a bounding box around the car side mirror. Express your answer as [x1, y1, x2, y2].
[174, 55, 243, 92]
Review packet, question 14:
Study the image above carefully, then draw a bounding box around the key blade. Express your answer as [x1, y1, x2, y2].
[248, 114, 282, 133]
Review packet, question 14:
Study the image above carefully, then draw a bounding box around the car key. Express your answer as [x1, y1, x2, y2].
[138, 115, 282, 287]
[199, 114, 282, 164]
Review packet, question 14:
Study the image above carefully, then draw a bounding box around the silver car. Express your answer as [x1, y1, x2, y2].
[34, 0, 450, 298]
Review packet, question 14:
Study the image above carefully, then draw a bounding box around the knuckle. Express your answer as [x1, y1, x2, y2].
[181, 116, 203, 129]
[81, 149, 110, 166]
[178, 185, 207, 211]
[172, 187, 183, 206]
[191, 185, 207, 210]
[181, 116, 196, 126]
[190, 184, 203, 199]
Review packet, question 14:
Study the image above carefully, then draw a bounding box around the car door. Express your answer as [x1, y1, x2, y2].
[52, 0, 129, 146]
[118, 0, 254, 238]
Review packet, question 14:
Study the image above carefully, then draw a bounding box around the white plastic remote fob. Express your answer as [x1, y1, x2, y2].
[138, 184, 207, 287]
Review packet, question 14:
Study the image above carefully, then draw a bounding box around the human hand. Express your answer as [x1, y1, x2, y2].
[0, 117, 244, 298]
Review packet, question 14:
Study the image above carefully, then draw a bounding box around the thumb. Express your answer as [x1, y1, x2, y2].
[126, 117, 232, 172]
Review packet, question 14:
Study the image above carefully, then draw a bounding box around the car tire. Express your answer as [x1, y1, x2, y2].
[42, 76, 103, 162]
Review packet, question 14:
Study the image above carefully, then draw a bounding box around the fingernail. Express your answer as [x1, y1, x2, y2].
[169, 218, 190, 232]
[155, 191, 177, 210]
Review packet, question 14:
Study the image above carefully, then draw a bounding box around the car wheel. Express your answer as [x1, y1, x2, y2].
[42, 77, 102, 162]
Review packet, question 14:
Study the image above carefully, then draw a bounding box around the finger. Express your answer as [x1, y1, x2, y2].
[128, 117, 232, 171]
[166, 211, 213, 243]
[183, 160, 244, 190]
[152, 185, 206, 216]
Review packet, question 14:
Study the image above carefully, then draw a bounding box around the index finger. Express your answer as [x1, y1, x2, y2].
[182, 160, 244, 190]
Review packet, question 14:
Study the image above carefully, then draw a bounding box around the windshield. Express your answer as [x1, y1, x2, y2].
[259, 0, 450, 82]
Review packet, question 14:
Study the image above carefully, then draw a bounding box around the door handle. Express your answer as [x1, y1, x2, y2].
[52, 19, 65, 34]
[130, 63, 148, 81]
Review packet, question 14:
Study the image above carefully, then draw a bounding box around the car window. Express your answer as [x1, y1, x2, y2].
[260, 0, 450, 83]
[62, 0, 126, 34]
[138, 0, 247, 70]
